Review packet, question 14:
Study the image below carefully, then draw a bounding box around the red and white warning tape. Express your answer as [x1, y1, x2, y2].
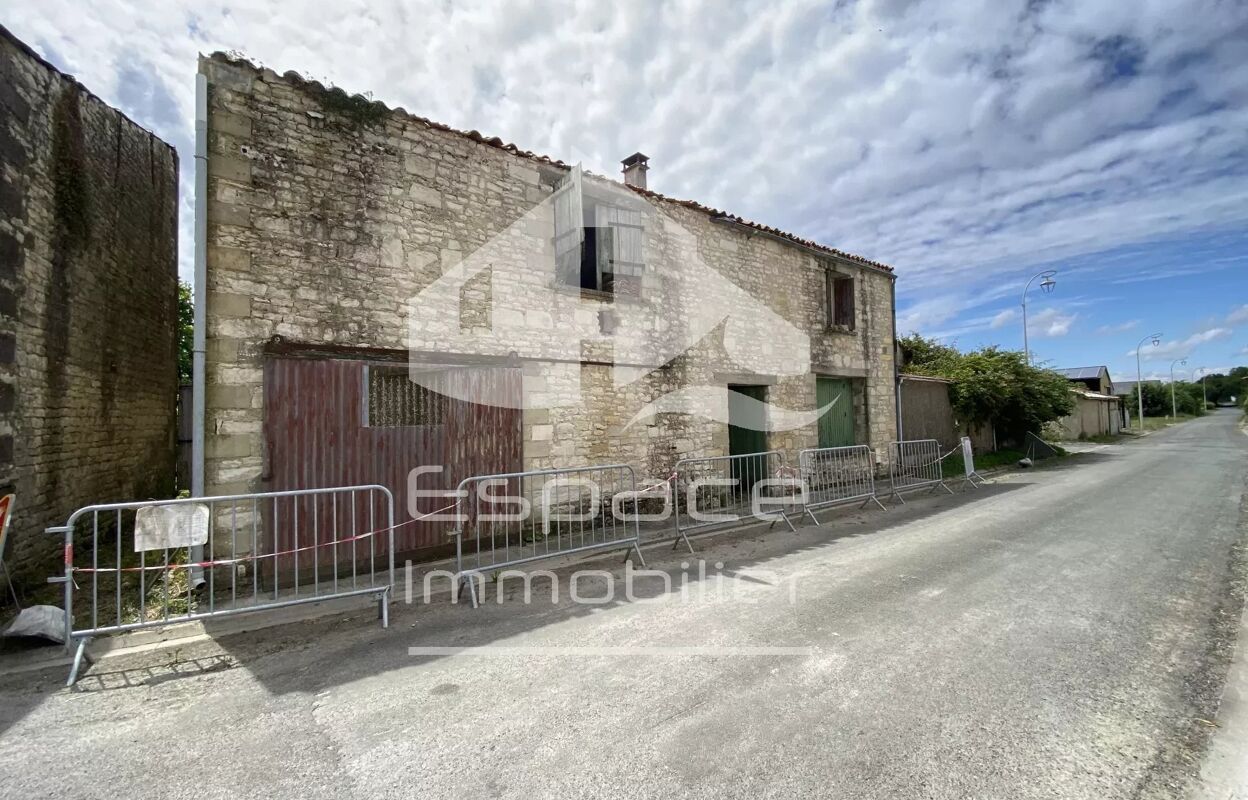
[68, 502, 459, 575]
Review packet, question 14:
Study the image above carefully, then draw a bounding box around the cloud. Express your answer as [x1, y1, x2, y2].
[1095, 319, 1140, 334]
[1029, 307, 1078, 338]
[989, 308, 1016, 329]
[2, 0, 1246, 298]
[1128, 327, 1233, 359]
[896, 294, 969, 335]
[1227, 305, 1248, 327]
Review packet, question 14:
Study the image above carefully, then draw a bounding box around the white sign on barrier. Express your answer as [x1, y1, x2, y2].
[960, 437, 985, 488]
[134, 504, 210, 552]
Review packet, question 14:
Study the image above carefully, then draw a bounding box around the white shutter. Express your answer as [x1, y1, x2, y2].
[596, 204, 644, 278]
[552, 166, 583, 285]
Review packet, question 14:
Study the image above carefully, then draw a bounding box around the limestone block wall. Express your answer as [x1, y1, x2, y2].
[0, 27, 178, 583]
[201, 52, 896, 504]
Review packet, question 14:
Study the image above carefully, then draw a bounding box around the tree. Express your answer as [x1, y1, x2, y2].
[1128, 382, 1169, 417]
[900, 334, 1075, 444]
[1200, 367, 1248, 406]
[1130, 381, 1207, 417]
[177, 281, 193, 384]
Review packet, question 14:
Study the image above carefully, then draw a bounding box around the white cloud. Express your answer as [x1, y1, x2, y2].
[1227, 305, 1248, 327]
[1128, 327, 1233, 359]
[1095, 319, 1140, 335]
[896, 294, 966, 335]
[989, 308, 1016, 329]
[1029, 307, 1078, 338]
[2, 0, 1245, 297]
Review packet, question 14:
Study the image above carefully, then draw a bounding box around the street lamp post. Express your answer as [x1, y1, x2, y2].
[1169, 357, 1187, 419]
[1134, 332, 1162, 429]
[1195, 367, 1208, 410]
[1021, 270, 1058, 366]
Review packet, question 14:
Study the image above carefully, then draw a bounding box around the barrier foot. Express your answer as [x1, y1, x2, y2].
[937, 482, 955, 496]
[890, 492, 906, 505]
[861, 495, 888, 511]
[780, 513, 797, 533]
[456, 575, 480, 609]
[672, 531, 695, 554]
[66, 637, 91, 687]
[624, 543, 647, 568]
[804, 508, 822, 527]
[378, 588, 390, 628]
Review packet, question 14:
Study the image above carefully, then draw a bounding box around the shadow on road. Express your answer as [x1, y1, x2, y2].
[20, 477, 1033, 704]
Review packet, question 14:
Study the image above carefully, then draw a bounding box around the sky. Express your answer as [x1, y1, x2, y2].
[3, 0, 1247, 384]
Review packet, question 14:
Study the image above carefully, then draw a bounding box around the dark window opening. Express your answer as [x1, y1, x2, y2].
[366, 366, 445, 427]
[826, 271, 855, 330]
[553, 166, 644, 297]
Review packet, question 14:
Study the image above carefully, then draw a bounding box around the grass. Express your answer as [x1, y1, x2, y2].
[1125, 413, 1199, 433]
[941, 448, 1027, 479]
[1082, 432, 1129, 444]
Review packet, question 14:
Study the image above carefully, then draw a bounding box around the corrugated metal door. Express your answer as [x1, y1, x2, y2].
[262, 357, 522, 558]
[817, 377, 855, 447]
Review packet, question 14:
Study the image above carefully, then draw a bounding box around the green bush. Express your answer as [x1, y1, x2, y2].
[899, 335, 1075, 445]
[1128, 381, 1206, 417]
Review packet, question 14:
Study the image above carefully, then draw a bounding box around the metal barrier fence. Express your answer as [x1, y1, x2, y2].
[798, 445, 886, 524]
[48, 484, 395, 685]
[672, 451, 797, 552]
[887, 439, 954, 502]
[451, 464, 646, 608]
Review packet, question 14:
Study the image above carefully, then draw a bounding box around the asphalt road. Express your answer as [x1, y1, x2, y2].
[2, 410, 1246, 799]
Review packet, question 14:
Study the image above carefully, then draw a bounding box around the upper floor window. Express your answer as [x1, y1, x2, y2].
[553, 166, 644, 296]
[826, 269, 855, 330]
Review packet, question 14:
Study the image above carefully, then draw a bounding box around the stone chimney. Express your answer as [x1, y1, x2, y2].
[621, 152, 649, 190]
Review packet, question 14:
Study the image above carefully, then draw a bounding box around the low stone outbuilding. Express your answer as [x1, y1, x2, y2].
[1054, 389, 1123, 440]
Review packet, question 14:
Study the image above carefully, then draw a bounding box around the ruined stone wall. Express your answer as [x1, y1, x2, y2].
[0, 27, 179, 583]
[201, 53, 895, 504]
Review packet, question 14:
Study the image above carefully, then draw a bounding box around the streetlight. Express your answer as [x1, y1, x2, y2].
[1021, 270, 1058, 365]
[1169, 357, 1187, 419]
[1134, 332, 1162, 429]
[1195, 367, 1209, 410]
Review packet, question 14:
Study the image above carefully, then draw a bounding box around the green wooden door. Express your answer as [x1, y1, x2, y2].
[728, 385, 768, 490]
[816, 377, 854, 447]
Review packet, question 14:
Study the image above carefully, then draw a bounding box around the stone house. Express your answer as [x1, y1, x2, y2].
[199, 53, 898, 559]
[0, 26, 179, 585]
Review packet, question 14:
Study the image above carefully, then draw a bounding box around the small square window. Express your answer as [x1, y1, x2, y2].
[366, 365, 445, 427]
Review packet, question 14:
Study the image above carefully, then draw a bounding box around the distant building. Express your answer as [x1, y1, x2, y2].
[1054, 366, 1113, 394]
[1110, 379, 1162, 398]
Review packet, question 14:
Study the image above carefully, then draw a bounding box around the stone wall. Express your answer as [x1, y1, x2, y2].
[0, 27, 179, 585]
[200, 53, 896, 509]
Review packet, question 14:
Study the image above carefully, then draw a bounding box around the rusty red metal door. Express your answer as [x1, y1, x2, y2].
[262, 357, 522, 558]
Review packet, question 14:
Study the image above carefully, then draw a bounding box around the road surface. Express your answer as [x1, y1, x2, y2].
[2, 410, 1246, 799]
